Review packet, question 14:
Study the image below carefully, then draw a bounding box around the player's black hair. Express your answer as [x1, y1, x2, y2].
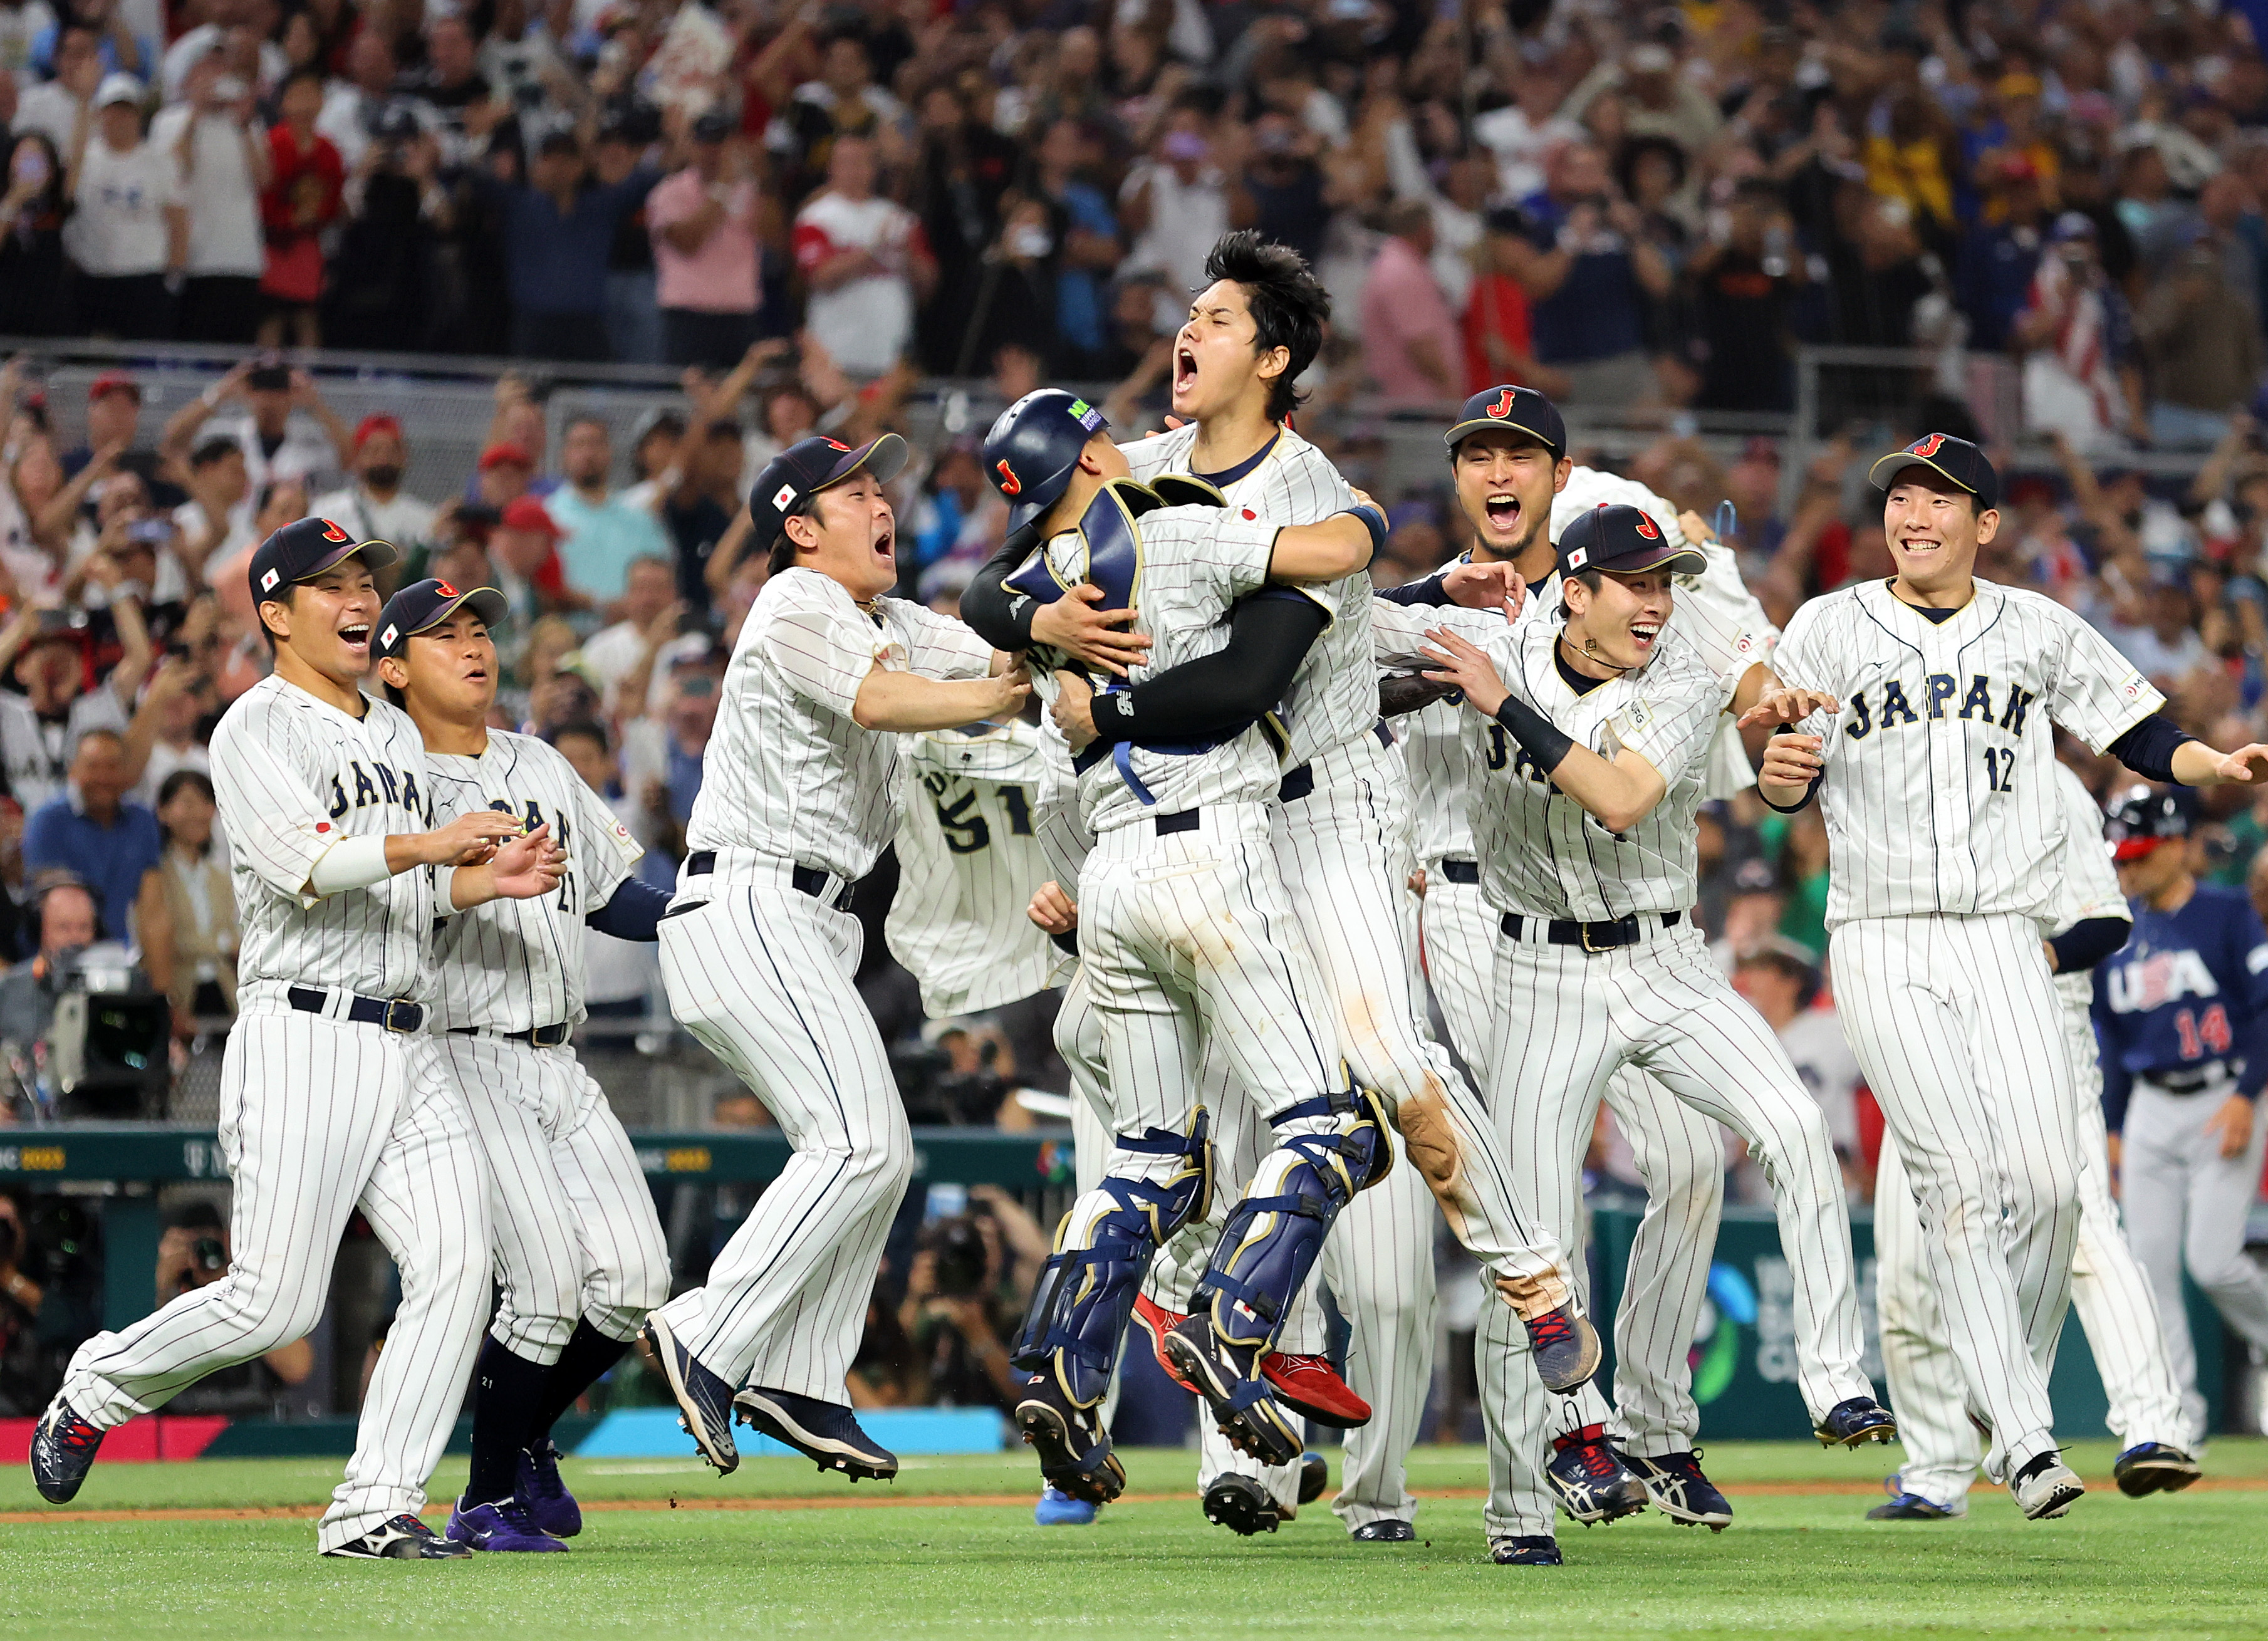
[767, 497, 827, 576]
[255, 583, 296, 655]
[1200, 231, 1329, 425]
[1556, 566, 1603, 622]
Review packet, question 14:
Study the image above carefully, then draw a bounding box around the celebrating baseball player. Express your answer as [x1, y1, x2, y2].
[1410, 501, 1890, 1565]
[641, 434, 1026, 1482]
[372, 576, 675, 1552]
[1873, 763, 2198, 1519]
[32, 518, 564, 1559]
[1746, 432, 2268, 1520]
[2094, 788, 2268, 1454]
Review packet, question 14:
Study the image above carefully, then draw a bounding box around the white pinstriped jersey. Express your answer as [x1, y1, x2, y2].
[2049, 759, 2127, 1012]
[685, 566, 995, 882]
[1034, 505, 1297, 834]
[1469, 618, 1720, 921]
[211, 676, 440, 1001]
[423, 731, 645, 1032]
[1402, 694, 1473, 867]
[1772, 577, 2162, 930]
[1121, 422, 1371, 764]
[887, 719, 1074, 1016]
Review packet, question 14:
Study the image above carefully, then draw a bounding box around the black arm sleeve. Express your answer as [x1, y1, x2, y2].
[1375, 569, 1453, 608]
[1087, 591, 1328, 747]
[584, 877, 672, 942]
[2103, 712, 2197, 783]
[959, 533, 1039, 651]
[2047, 915, 2131, 977]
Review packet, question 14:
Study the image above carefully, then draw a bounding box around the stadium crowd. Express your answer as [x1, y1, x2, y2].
[6, 0, 2268, 1424]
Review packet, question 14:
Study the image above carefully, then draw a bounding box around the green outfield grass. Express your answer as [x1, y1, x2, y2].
[4, 1440, 2265, 1640]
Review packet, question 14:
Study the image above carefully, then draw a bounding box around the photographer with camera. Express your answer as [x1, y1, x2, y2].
[0, 874, 169, 1118]
[150, 1201, 314, 1414]
[897, 1187, 1048, 1414]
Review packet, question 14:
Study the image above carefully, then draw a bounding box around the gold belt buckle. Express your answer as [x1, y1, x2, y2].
[1579, 922, 1608, 954]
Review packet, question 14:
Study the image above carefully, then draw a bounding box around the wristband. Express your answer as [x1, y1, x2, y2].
[1335, 503, 1387, 555]
[1492, 691, 1573, 774]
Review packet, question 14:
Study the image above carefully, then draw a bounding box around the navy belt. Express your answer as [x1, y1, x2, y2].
[1156, 810, 1199, 835]
[1501, 910, 1681, 952]
[1279, 721, 1395, 804]
[288, 986, 424, 1033]
[2148, 1063, 2228, 1095]
[452, 1022, 571, 1048]
[682, 851, 855, 912]
[1439, 858, 1480, 885]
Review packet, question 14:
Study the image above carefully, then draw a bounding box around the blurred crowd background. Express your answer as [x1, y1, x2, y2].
[7, 0, 2268, 1432]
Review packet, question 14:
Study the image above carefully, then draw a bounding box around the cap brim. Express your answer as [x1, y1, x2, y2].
[298, 537, 402, 583]
[1613, 544, 1709, 577]
[1445, 417, 1563, 455]
[412, 585, 511, 637]
[1868, 454, 1982, 498]
[818, 432, 910, 492]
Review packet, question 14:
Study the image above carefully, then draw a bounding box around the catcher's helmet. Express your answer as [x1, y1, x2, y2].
[982, 390, 1110, 542]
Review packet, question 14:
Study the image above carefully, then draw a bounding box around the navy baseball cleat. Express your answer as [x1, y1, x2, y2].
[1814, 1395, 1898, 1447]
[321, 1514, 474, 1560]
[733, 1385, 898, 1481]
[1200, 1474, 1280, 1536]
[1012, 1372, 1123, 1505]
[447, 1496, 568, 1553]
[643, 1314, 737, 1474]
[1543, 1428, 1648, 1524]
[1867, 1491, 1960, 1521]
[1623, 1449, 1734, 1530]
[1490, 1535, 1564, 1566]
[29, 1398, 105, 1504]
[1298, 1451, 1328, 1506]
[516, 1439, 581, 1538]
[1163, 1316, 1303, 1467]
[1352, 1519, 1415, 1542]
[1522, 1302, 1601, 1395]
[1034, 1486, 1098, 1526]
[2114, 1442, 2202, 1497]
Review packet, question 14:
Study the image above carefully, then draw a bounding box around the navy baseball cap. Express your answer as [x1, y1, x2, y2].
[1868, 432, 2000, 511]
[247, 516, 400, 610]
[2104, 786, 2193, 860]
[1558, 503, 1705, 578]
[373, 578, 510, 661]
[983, 388, 1110, 540]
[749, 433, 909, 544]
[1444, 384, 1566, 459]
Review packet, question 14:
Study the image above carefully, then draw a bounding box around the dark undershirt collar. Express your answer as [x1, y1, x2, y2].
[1191, 429, 1282, 489]
[1913, 603, 1958, 625]
[1554, 644, 1609, 697]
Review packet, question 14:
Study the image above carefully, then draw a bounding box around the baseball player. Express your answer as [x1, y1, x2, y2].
[372, 577, 675, 1552]
[1747, 432, 2268, 1519]
[1872, 763, 2198, 1519]
[1387, 386, 1856, 1535]
[2094, 788, 2268, 1452]
[1412, 503, 1890, 1566]
[31, 517, 563, 1559]
[642, 434, 1029, 1482]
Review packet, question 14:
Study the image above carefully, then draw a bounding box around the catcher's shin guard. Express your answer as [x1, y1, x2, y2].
[1011, 1110, 1212, 1406]
[1190, 1087, 1390, 1352]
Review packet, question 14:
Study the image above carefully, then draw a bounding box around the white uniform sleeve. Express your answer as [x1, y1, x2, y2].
[888, 599, 997, 680]
[1608, 658, 1720, 783]
[1371, 599, 1506, 669]
[572, 763, 645, 913]
[2055, 761, 2126, 925]
[212, 715, 361, 908]
[1764, 600, 1841, 751]
[1202, 511, 1287, 602]
[1674, 540, 1779, 706]
[2043, 603, 2164, 752]
[757, 571, 896, 717]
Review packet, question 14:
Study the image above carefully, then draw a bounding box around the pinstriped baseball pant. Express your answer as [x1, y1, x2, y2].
[1421, 876, 1725, 1457]
[432, 1034, 671, 1362]
[654, 888, 912, 1400]
[1831, 914, 2081, 1479]
[1477, 917, 1873, 1540]
[60, 1008, 492, 1551]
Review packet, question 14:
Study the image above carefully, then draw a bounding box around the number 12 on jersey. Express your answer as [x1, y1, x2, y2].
[1982, 746, 2016, 793]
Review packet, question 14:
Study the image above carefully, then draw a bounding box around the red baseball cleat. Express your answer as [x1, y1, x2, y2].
[1262, 1353, 1371, 1429]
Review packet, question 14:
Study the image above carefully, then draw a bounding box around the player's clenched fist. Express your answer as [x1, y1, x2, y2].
[1737, 686, 1840, 729]
[1027, 880, 1078, 935]
[419, 807, 531, 867]
[1758, 732, 1825, 788]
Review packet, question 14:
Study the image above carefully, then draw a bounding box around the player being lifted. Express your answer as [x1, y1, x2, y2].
[642, 434, 1027, 1484]
[373, 578, 674, 1552]
[1411, 504, 1890, 1566]
[33, 519, 563, 1558]
[1745, 434, 2268, 1519]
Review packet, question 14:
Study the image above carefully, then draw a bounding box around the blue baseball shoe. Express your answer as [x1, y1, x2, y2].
[1490, 1535, 1563, 1565]
[447, 1496, 567, 1552]
[733, 1384, 898, 1481]
[1034, 1486, 1099, 1525]
[29, 1398, 105, 1504]
[1623, 1449, 1734, 1531]
[1814, 1396, 1898, 1448]
[516, 1438, 581, 1538]
[1866, 1491, 1960, 1520]
[2114, 1442, 2202, 1497]
[643, 1313, 737, 1474]
[1543, 1429, 1648, 1525]
[1522, 1302, 1601, 1395]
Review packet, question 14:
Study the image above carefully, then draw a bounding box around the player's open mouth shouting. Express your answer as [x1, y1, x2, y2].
[338, 619, 373, 660]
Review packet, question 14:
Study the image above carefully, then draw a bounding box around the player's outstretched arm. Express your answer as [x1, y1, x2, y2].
[1420, 626, 1668, 834]
[1266, 499, 1385, 583]
[298, 808, 533, 901]
[851, 657, 1029, 733]
[2170, 738, 2268, 787]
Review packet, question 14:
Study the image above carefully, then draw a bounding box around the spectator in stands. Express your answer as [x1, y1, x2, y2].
[1957, 157, 2051, 355]
[1031, 118, 1121, 376]
[2138, 226, 2266, 449]
[321, 108, 443, 351]
[1732, 940, 1865, 1199]
[63, 73, 182, 341]
[478, 128, 659, 363]
[1499, 138, 1668, 408]
[153, 49, 269, 344]
[2018, 213, 2145, 451]
[793, 133, 931, 379]
[0, 1188, 58, 1409]
[309, 414, 437, 560]
[647, 110, 763, 368]
[580, 553, 679, 712]
[0, 876, 102, 1061]
[256, 64, 340, 347]
[594, 115, 662, 367]
[1360, 198, 1460, 409]
[657, 417, 743, 610]
[125, 644, 212, 808]
[132, 766, 233, 1036]
[311, 29, 397, 172]
[0, 592, 147, 812]
[0, 130, 71, 336]
[23, 724, 157, 939]
[162, 359, 348, 496]
[1120, 97, 1236, 307]
[488, 493, 582, 631]
[472, 441, 536, 521]
[13, 21, 98, 152]
[1688, 178, 1808, 414]
[910, 81, 1023, 374]
[151, 1201, 315, 1412]
[546, 415, 670, 603]
[399, 12, 502, 168]
[767, 25, 905, 204]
